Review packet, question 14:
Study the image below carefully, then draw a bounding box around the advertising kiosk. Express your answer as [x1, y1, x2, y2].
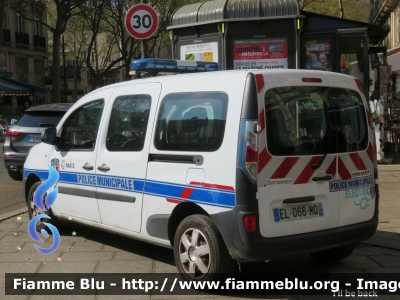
[168, 0, 390, 98]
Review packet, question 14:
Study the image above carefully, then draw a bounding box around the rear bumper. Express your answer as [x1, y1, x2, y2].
[211, 206, 378, 263]
[3, 152, 27, 171]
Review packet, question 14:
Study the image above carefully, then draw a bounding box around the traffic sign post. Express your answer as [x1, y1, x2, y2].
[125, 4, 159, 40]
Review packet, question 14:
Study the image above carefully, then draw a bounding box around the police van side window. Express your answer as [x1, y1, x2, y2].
[154, 92, 228, 152]
[60, 100, 104, 150]
[264, 86, 368, 156]
[106, 95, 151, 152]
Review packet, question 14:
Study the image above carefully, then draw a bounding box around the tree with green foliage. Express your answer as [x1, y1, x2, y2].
[298, 0, 371, 22]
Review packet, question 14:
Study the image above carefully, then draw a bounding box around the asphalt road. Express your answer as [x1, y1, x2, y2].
[0, 142, 26, 214]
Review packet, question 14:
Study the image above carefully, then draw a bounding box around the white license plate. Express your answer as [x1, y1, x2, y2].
[27, 134, 41, 143]
[273, 203, 324, 222]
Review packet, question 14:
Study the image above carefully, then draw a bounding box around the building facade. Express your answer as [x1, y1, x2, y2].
[1, 0, 49, 117]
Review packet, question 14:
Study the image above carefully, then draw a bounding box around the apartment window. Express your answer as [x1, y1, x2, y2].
[16, 57, 28, 74]
[16, 11, 24, 33]
[0, 52, 7, 72]
[34, 14, 41, 36]
[34, 59, 44, 75]
[104, 70, 119, 85]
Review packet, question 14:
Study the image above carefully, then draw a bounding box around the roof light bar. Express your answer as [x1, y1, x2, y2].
[130, 58, 222, 74]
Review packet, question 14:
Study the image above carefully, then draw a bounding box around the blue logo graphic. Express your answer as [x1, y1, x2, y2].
[27, 164, 61, 254]
[354, 197, 370, 210]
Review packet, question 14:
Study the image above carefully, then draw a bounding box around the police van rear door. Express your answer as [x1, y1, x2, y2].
[255, 70, 339, 238]
[326, 74, 376, 227]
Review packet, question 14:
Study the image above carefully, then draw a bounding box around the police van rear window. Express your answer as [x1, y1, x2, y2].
[264, 86, 368, 156]
[154, 92, 228, 152]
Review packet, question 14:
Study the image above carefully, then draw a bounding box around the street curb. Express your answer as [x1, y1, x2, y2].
[0, 207, 28, 222]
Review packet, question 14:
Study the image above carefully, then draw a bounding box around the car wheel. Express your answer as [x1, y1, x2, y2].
[173, 214, 237, 280]
[8, 169, 22, 181]
[309, 244, 355, 262]
[27, 182, 61, 232]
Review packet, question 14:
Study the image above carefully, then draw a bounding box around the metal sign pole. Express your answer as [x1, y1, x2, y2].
[141, 0, 149, 58]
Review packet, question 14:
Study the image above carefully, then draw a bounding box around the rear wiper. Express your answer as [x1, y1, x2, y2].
[312, 103, 334, 170]
[39, 123, 55, 127]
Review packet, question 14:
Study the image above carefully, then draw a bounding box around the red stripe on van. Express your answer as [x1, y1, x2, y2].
[180, 188, 195, 199]
[259, 109, 265, 133]
[189, 182, 235, 191]
[255, 74, 265, 93]
[326, 156, 337, 176]
[338, 157, 351, 180]
[349, 153, 367, 170]
[166, 198, 182, 204]
[366, 143, 374, 163]
[294, 156, 321, 184]
[271, 157, 299, 179]
[258, 148, 272, 173]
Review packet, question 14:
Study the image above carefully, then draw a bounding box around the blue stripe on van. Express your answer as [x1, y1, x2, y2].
[24, 169, 235, 208]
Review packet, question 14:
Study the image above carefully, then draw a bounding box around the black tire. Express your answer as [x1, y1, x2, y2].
[309, 244, 355, 262]
[27, 182, 62, 232]
[173, 214, 238, 281]
[8, 169, 22, 181]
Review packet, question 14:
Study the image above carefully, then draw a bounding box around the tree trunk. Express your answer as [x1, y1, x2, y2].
[52, 29, 62, 103]
[72, 67, 78, 102]
[0, 0, 4, 44]
[338, 0, 344, 18]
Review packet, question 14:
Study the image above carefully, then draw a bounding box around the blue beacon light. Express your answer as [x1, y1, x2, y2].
[130, 58, 222, 74]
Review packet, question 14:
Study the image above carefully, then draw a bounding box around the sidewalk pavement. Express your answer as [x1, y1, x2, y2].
[0, 164, 400, 299]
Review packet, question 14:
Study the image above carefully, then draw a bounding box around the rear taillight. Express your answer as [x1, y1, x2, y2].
[245, 130, 258, 181]
[354, 78, 365, 95]
[6, 129, 20, 136]
[246, 145, 257, 162]
[243, 215, 257, 232]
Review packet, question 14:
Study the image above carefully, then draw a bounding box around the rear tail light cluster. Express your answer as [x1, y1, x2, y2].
[239, 120, 259, 183]
[245, 130, 258, 180]
[6, 130, 20, 137]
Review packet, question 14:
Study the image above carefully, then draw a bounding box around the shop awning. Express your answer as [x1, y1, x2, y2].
[169, 0, 300, 29]
[0, 76, 49, 96]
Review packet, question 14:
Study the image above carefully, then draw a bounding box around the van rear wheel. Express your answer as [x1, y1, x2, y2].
[309, 244, 355, 262]
[173, 214, 237, 280]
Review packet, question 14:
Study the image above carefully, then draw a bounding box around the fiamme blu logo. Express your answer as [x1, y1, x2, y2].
[27, 165, 61, 254]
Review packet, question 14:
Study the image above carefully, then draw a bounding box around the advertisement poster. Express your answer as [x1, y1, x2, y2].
[180, 42, 219, 63]
[304, 40, 331, 71]
[233, 38, 288, 70]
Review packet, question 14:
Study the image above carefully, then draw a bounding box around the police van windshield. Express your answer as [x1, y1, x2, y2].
[264, 86, 367, 156]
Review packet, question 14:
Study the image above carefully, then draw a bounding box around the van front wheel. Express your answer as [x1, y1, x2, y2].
[309, 244, 355, 262]
[173, 214, 237, 280]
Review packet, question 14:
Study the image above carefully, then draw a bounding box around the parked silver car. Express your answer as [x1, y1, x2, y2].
[3, 103, 72, 180]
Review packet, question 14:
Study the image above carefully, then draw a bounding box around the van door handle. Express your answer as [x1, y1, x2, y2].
[82, 163, 94, 171]
[283, 196, 315, 204]
[312, 175, 333, 182]
[97, 164, 110, 171]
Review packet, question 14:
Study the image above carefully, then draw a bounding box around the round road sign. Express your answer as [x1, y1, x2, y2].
[125, 4, 159, 40]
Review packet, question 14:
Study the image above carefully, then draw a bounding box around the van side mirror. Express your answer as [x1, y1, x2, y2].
[41, 127, 59, 149]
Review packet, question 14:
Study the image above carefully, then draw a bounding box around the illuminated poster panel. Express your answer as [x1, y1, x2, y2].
[233, 38, 288, 70]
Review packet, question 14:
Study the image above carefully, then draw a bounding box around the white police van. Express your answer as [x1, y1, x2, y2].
[23, 59, 378, 280]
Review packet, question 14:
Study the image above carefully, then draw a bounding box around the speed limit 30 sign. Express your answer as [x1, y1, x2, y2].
[125, 4, 159, 39]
